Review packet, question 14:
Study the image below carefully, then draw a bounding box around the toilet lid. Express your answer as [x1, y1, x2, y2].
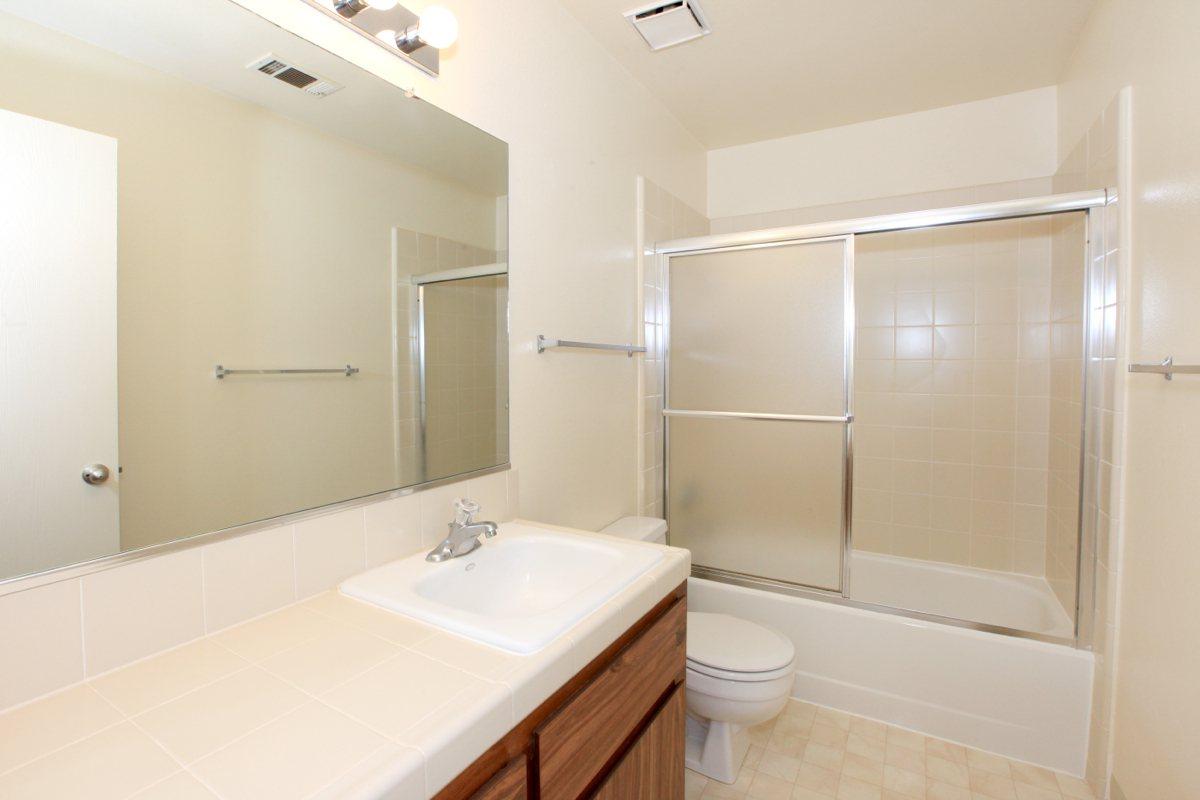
[686, 612, 794, 674]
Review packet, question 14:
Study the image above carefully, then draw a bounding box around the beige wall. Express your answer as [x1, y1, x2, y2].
[1057, 1, 1200, 797]
[230, 0, 707, 532]
[0, 14, 499, 549]
[707, 87, 1058, 220]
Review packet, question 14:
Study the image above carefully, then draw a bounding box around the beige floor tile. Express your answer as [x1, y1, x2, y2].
[794, 788, 835, 800]
[847, 733, 886, 763]
[686, 768, 710, 800]
[811, 723, 850, 748]
[0, 722, 178, 800]
[817, 707, 854, 731]
[969, 767, 1017, 799]
[885, 741, 925, 774]
[1054, 773, 1093, 798]
[927, 754, 971, 787]
[703, 766, 755, 798]
[190, 702, 384, 800]
[260, 627, 398, 694]
[1014, 782, 1063, 800]
[749, 719, 778, 746]
[967, 748, 1012, 777]
[842, 752, 884, 785]
[785, 700, 820, 722]
[882, 764, 925, 798]
[129, 772, 219, 799]
[767, 727, 809, 758]
[89, 639, 246, 715]
[133, 667, 307, 763]
[837, 774, 883, 800]
[0, 684, 123, 774]
[886, 727, 926, 752]
[759, 750, 803, 783]
[1008, 762, 1058, 791]
[927, 779, 973, 800]
[849, 717, 888, 744]
[749, 771, 795, 800]
[776, 711, 816, 740]
[745, 745, 766, 769]
[927, 737, 969, 765]
[795, 762, 840, 796]
[804, 742, 847, 772]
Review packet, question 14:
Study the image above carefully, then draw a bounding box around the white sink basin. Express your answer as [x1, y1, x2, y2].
[339, 522, 664, 653]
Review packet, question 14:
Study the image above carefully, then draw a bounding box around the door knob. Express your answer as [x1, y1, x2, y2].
[82, 464, 111, 485]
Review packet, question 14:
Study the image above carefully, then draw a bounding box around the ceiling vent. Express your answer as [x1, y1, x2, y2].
[247, 55, 342, 97]
[623, 0, 711, 51]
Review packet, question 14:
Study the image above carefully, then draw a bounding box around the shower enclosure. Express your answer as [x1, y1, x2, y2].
[658, 191, 1106, 646]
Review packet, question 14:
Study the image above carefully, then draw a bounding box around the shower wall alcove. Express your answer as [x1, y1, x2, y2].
[655, 190, 1107, 648]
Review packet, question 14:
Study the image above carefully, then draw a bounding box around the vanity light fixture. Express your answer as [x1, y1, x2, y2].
[307, 0, 458, 76]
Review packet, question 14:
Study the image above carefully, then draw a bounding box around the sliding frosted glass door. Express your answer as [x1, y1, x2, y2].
[665, 238, 851, 591]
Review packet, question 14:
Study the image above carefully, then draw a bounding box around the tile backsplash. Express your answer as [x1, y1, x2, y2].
[0, 468, 517, 712]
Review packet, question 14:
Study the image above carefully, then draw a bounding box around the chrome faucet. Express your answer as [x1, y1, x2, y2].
[425, 498, 498, 562]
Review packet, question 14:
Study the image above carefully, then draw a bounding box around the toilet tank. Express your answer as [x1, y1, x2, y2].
[600, 516, 668, 545]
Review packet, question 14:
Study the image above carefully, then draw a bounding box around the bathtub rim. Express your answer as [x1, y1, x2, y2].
[691, 563, 1084, 649]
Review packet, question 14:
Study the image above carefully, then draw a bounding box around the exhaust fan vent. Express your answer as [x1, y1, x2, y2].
[247, 55, 342, 97]
[623, 0, 711, 51]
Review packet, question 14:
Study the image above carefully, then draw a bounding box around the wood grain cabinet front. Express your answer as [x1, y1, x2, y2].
[468, 754, 528, 800]
[438, 583, 687, 800]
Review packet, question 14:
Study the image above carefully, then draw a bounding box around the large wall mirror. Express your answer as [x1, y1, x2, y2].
[0, 0, 509, 582]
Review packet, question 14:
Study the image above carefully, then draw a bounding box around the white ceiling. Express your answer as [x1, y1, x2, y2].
[559, 0, 1095, 149]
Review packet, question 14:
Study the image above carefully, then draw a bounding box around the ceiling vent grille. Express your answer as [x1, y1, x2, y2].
[247, 55, 342, 97]
[623, 0, 711, 51]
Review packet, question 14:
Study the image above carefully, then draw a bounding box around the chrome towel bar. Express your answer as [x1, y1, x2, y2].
[214, 364, 359, 379]
[536, 335, 646, 357]
[1127, 356, 1200, 381]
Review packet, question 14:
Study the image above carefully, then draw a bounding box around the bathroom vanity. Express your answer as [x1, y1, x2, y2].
[450, 581, 686, 799]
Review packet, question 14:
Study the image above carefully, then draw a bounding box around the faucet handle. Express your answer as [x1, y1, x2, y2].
[453, 497, 480, 525]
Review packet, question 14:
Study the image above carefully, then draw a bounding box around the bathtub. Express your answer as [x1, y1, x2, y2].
[848, 551, 1075, 639]
[687, 575, 1094, 776]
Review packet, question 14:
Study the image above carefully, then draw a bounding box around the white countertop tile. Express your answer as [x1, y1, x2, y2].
[0, 526, 689, 799]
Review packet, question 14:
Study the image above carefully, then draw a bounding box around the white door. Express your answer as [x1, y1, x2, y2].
[0, 108, 119, 579]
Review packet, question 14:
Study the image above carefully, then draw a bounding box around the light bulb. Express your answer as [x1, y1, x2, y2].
[366, 0, 398, 9]
[375, 28, 397, 43]
[416, 5, 458, 49]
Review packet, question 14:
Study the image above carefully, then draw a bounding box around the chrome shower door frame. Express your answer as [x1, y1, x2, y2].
[657, 190, 1109, 649]
[661, 234, 856, 596]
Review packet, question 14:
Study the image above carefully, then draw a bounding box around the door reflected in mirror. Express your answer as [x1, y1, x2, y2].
[0, 0, 508, 581]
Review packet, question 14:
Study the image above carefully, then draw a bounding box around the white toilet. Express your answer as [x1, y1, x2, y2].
[599, 517, 797, 784]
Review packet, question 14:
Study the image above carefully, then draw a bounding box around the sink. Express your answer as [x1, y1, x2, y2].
[339, 522, 664, 653]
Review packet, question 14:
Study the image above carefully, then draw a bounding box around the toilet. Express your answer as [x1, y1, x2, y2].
[599, 517, 797, 784]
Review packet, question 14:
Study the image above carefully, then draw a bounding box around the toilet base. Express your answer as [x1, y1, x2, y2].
[685, 713, 750, 784]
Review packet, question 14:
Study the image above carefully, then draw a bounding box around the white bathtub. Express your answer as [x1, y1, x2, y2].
[848, 551, 1075, 639]
[687, 575, 1094, 776]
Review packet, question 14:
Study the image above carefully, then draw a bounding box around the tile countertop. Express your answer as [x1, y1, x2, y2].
[0, 523, 690, 800]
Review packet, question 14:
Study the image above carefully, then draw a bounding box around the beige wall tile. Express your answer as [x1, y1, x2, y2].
[201, 525, 296, 632]
[293, 508, 366, 599]
[0, 580, 83, 710]
[82, 550, 205, 676]
[362, 494, 421, 568]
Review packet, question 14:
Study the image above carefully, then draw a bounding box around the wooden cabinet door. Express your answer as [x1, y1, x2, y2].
[593, 684, 686, 799]
[469, 754, 527, 800]
[539, 599, 686, 800]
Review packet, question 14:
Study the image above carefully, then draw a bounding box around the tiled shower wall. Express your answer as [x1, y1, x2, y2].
[851, 217, 1061, 575]
[637, 178, 709, 517]
[1054, 91, 1127, 799]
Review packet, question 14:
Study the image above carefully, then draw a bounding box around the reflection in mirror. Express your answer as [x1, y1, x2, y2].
[0, 0, 508, 581]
